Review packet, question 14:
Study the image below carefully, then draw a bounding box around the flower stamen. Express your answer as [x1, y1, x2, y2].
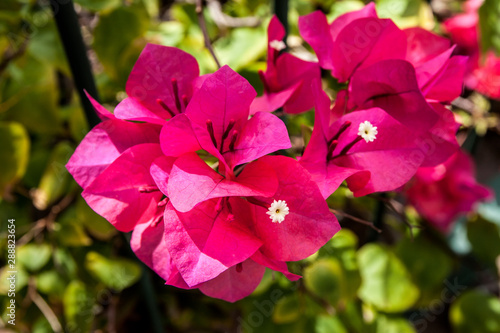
[266, 199, 289, 223]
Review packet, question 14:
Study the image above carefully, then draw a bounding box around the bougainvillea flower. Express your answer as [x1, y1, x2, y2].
[80, 143, 167, 232]
[66, 95, 161, 189]
[404, 28, 468, 102]
[299, 4, 406, 82]
[160, 65, 291, 172]
[405, 150, 493, 233]
[250, 16, 320, 114]
[443, 0, 500, 98]
[300, 84, 458, 198]
[151, 153, 339, 262]
[131, 217, 300, 302]
[113, 44, 200, 124]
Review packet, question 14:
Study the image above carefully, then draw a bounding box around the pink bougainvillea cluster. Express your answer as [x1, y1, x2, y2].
[67, 4, 492, 302]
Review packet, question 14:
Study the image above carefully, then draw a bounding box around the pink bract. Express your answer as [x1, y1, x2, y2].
[300, 84, 458, 198]
[250, 16, 321, 114]
[443, 0, 500, 99]
[160, 65, 291, 172]
[405, 150, 492, 233]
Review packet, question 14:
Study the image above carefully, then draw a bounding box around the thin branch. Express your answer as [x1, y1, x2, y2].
[28, 280, 63, 333]
[206, 0, 260, 28]
[17, 194, 75, 246]
[330, 208, 382, 233]
[196, 0, 221, 68]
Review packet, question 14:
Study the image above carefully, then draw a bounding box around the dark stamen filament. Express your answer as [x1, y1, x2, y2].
[236, 263, 243, 273]
[229, 130, 238, 151]
[156, 99, 176, 118]
[337, 136, 363, 157]
[329, 120, 352, 144]
[171, 78, 182, 113]
[327, 140, 338, 160]
[220, 119, 236, 153]
[206, 119, 218, 148]
[246, 197, 269, 209]
[181, 94, 189, 109]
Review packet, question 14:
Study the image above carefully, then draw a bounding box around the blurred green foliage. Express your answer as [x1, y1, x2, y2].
[0, 0, 499, 332]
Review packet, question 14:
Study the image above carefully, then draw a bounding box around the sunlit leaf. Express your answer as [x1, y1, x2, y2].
[17, 243, 51, 272]
[85, 251, 142, 291]
[63, 281, 94, 333]
[0, 121, 29, 198]
[450, 290, 500, 333]
[357, 244, 420, 312]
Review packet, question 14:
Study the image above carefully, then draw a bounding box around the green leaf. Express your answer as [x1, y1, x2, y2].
[376, 314, 416, 333]
[214, 27, 267, 72]
[0, 266, 28, 295]
[32, 141, 73, 210]
[304, 258, 343, 306]
[467, 218, 500, 267]
[74, 0, 121, 12]
[357, 244, 420, 313]
[17, 243, 51, 272]
[396, 235, 454, 292]
[55, 222, 93, 247]
[27, 21, 70, 75]
[450, 290, 500, 333]
[1, 55, 61, 135]
[36, 270, 67, 297]
[272, 294, 301, 324]
[479, 0, 500, 54]
[85, 251, 142, 291]
[315, 315, 348, 333]
[0, 121, 29, 198]
[63, 281, 94, 333]
[76, 197, 116, 241]
[93, 5, 149, 83]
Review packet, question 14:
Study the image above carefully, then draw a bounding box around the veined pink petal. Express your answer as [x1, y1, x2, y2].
[150, 155, 176, 197]
[159, 114, 201, 157]
[225, 112, 291, 168]
[198, 258, 266, 303]
[423, 56, 468, 102]
[185, 65, 256, 141]
[131, 217, 174, 281]
[330, 17, 406, 82]
[404, 27, 451, 67]
[114, 97, 167, 125]
[119, 44, 199, 121]
[329, 3, 377, 39]
[298, 11, 335, 70]
[251, 251, 301, 281]
[81, 144, 164, 232]
[250, 82, 300, 114]
[247, 156, 340, 261]
[348, 59, 438, 130]
[167, 153, 277, 212]
[66, 120, 160, 189]
[85, 90, 115, 121]
[163, 201, 262, 287]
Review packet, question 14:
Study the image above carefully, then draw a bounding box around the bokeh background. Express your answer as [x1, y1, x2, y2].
[1, 0, 500, 332]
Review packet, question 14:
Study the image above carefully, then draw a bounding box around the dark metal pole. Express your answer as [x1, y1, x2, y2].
[50, 0, 101, 128]
[274, 0, 289, 46]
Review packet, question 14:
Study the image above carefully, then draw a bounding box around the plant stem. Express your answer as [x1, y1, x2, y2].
[50, 0, 101, 128]
[196, 0, 221, 68]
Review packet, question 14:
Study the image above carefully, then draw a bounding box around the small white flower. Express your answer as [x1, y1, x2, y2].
[266, 199, 289, 223]
[269, 39, 286, 51]
[357, 121, 378, 142]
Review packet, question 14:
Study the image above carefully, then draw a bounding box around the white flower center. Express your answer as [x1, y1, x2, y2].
[357, 121, 378, 142]
[266, 199, 289, 223]
[269, 39, 286, 51]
